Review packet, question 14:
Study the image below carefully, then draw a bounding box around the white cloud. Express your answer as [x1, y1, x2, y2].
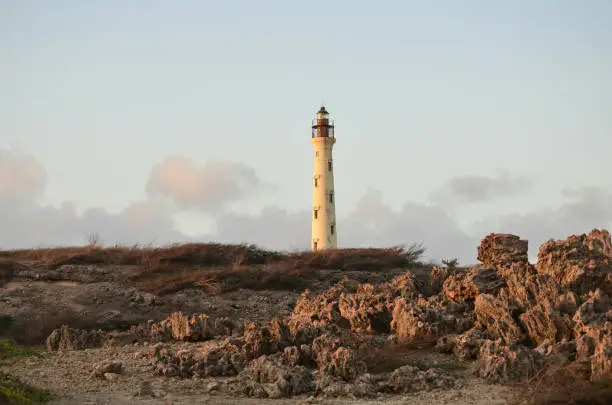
[145, 157, 262, 212]
[430, 173, 532, 205]
[1, 149, 611, 264]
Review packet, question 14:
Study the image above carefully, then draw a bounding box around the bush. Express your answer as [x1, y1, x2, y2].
[0, 340, 43, 362]
[0, 372, 52, 404]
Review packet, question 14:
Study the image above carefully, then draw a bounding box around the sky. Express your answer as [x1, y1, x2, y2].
[1, 0, 611, 263]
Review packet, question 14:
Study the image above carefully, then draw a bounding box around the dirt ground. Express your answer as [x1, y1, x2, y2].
[3, 343, 513, 405]
[1, 260, 514, 404]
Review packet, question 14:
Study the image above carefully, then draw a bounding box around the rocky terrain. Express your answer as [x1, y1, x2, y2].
[2, 232, 612, 404]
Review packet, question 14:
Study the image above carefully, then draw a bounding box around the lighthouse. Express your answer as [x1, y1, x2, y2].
[311, 106, 337, 251]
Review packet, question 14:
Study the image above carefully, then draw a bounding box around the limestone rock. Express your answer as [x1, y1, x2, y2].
[519, 300, 574, 345]
[474, 294, 523, 345]
[312, 334, 366, 381]
[103, 331, 140, 347]
[150, 312, 232, 342]
[238, 355, 313, 398]
[91, 360, 123, 378]
[282, 345, 314, 368]
[430, 266, 451, 294]
[391, 296, 463, 342]
[443, 265, 504, 302]
[288, 279, 356, 331]
[477, 234, 529, 273]
[338, 283, 392, 333]
[153, 341, 246, 378]
[387, 365, 456, 393]
[242, 318, 291, 361]
[476, 339, 543, 383]
[46, 326, 104, 352]
[536, 230, 612, 297]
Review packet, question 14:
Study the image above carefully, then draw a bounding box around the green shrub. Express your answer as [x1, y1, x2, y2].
[0, 372, 52, 404]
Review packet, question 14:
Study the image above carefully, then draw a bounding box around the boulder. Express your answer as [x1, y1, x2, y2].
[477, 234, 529, 273]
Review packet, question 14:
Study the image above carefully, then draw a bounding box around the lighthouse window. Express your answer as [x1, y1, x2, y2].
[330, 225, 335, 235]
[313, 209, 318, 219]
[314, 177, 318, 187]
[316, 151, 319, 157]
[329, 192, 334, 203]
[328, 161, 332, 171]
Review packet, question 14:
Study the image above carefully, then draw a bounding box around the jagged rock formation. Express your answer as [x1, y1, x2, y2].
[46, 326, 104, 352]
[436, 228, 612, 383]
[41, 227, 612, 398]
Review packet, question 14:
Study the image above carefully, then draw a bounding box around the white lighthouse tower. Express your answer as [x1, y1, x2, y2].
[311, 105, 337, 251]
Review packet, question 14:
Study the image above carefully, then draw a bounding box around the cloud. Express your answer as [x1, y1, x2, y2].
[431, 173, 532, 204]
[210, 189, 479, 263]
[214, 207, 310, 251]
[471, 186, 612, 258]
[0, 148, 46, 207]
[0, 149, 185, 249]
[145, 157, 262, 212]
[2, 149, 612, 265]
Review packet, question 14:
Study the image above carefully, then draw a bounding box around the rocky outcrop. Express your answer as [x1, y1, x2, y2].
[338, 284, 392, 333]
[312, 334, 366, 381]
[474, 294, 523, 345]
[288, 279, 355, 331]
[443, 265, 504, 302]
[537, 229, 612, 297]
[59, 227, 612, 397]
[477, 233, 529, 274]
[150, 312, 233, 342]
[391, 296, 462, 342]
[386, 365, 456, 393]
[436, 328, 488, 360]
[242, 318, 291, 360]
[46, 326, 104, 352]
[476, 339, 543, 383]
[153, 340, 246, 378]
[518, 300, 573, 345]
[238, 355, 314, 398]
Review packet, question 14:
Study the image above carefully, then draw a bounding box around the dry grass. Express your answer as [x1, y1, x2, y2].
[0, 243, 424, 270]
[1, 243, 426, 296]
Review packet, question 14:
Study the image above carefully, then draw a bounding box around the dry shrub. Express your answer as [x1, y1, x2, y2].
[512, 363, 612, 405]
[285, 244, 426, 271]
[1, 243, 425, 272]
[2, 243, 426, 296]
[1, 243, 279, 268]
